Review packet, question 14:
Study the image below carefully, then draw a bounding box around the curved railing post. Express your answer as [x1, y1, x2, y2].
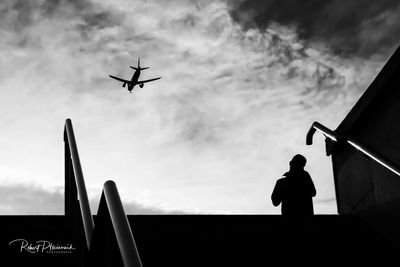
[64, 118, 95, 249]
[94, 180, 143, 267]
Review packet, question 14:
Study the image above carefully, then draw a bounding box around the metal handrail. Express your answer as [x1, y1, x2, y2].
[307, 121, 400, 177]
[64, 118, 95, 248]
[64, 119, 142, 266]
[98, 180, 143, 267]
[306, 121, 337, 145]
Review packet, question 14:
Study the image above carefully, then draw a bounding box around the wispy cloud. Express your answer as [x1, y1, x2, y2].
[0, 0, 396, 214]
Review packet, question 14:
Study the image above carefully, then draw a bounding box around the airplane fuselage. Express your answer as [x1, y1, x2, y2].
[128, 69, 141, 91]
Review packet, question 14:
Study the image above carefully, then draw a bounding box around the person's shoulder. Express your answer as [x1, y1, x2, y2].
[276, 177, 287, 185]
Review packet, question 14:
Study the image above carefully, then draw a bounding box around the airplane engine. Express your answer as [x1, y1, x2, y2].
[139, 83, 144, 88]
[122, 83, 126, 88]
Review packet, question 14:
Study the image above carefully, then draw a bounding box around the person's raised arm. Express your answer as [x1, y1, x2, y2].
[271, 180, 283, 206]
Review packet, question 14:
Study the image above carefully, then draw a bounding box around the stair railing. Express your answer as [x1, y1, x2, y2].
[64, 118, 95, 249]
[306, 121, 400, 176]
[91, 181, 143, 267]
[64, 119, 143, 267]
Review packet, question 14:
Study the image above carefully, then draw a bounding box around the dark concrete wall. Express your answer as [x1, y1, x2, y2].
[127, 215, 394, 266]
[0, 215, 395, 266]
[331, 48, 400, 246]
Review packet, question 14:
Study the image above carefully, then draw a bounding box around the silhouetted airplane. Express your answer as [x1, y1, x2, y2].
[109, 58, 161, 93]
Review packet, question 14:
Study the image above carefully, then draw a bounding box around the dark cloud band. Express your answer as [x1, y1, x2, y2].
[228, 0, 400, 57]
[0, 184, 183, 214]
[0, 0, 122, 43]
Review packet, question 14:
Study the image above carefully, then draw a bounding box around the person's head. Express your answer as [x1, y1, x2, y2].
[289, 154, 307, 171]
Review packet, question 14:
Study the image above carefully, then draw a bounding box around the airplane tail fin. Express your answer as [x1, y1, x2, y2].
[130, 58, 149, 70]
[138, 58, 149, 70]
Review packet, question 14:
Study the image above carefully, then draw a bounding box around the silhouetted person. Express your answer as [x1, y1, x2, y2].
[271, 154, 316, 216]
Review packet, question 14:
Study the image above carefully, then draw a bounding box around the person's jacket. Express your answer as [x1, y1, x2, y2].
[271, 169, 316, 216]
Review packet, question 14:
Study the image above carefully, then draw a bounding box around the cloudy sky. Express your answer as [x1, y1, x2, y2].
[0, 0, 399, 215]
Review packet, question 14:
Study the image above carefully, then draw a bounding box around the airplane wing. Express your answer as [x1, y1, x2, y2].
[109, 75, 131, 84]
[138, 77, 161, 84]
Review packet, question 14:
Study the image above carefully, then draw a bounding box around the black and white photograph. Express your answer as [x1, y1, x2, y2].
[1, 0, 400, 266]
